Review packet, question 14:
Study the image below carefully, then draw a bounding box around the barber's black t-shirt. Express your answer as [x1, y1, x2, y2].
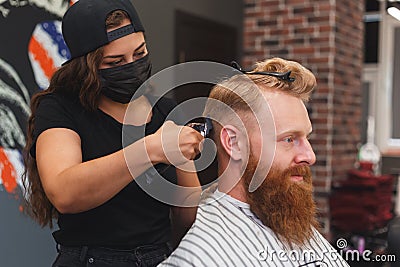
[31, 92, 182, 248]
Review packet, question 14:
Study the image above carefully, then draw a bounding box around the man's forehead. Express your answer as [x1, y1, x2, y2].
[260, 90, 311, 134]
[260, 88, 290, 100]
[260, 89, 306, 109]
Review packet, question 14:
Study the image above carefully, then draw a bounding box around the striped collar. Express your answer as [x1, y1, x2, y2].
[214, 189, 265, 227]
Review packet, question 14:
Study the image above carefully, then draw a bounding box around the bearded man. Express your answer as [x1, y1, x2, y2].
[159, 58, 349, 266]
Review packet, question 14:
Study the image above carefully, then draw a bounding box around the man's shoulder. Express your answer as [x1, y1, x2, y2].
[158, 228, 217, 267]
[159, 192, 268, 266]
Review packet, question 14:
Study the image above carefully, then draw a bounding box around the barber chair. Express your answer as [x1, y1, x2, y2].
[387, 216, 400, 267]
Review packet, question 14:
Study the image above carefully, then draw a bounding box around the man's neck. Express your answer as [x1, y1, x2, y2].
[227, 184, 248, 203]
[217, 168, 248, 203]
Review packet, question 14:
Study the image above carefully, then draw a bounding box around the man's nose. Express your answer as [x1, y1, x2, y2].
[294, 139, 316, 165]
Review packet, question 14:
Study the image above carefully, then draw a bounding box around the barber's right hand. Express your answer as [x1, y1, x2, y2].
[148, 120, 204, 166]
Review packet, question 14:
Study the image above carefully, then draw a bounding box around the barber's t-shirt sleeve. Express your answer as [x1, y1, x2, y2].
[30, 94, 78, 158]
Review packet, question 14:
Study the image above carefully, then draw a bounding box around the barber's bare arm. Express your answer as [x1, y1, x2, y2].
[172, 164, 202, 223]
[36, 121, 202, 214]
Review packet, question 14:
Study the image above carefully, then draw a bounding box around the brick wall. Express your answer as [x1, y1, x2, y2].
[243, 0, 364, 238]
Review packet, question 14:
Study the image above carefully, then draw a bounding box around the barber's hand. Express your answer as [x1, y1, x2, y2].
[149, 121, 203, 166]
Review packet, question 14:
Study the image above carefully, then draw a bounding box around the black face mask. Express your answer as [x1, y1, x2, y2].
[99, 54, 152, 103]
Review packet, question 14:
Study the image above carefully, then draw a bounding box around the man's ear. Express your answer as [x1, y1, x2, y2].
[219, 125, 244, 161]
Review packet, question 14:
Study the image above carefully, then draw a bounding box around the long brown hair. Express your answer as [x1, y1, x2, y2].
[22, 10, 130, 227]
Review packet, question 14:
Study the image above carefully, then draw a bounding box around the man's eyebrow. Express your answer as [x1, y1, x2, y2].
[103, 42, 146, 59]
[276, 129, 313, 137]
[276, 130, 300, 137]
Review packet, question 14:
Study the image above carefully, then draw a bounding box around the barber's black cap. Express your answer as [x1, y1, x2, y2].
[62, 0, 144, 63]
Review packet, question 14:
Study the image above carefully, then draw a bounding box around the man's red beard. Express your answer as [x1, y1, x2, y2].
[243, 154, 319, 249]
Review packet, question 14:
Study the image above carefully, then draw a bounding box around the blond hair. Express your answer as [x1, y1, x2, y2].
[203, 57, 316, 139]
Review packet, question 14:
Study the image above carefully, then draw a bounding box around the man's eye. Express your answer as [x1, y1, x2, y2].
[283, 136, 294, 143]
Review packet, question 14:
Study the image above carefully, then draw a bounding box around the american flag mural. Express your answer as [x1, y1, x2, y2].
[0, 1, 75, 265]
[29, 20, 70, 90]
[0, 0, 74, 200]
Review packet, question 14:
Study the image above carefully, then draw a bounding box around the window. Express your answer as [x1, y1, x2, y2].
[375, 1, 400, 151]
[364, 0, 380, 63]
[364, 20, 379, 63]
[391, 27, 400, 139]
[366, 0, 380, 12]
